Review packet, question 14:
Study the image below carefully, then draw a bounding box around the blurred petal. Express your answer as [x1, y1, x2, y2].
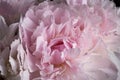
[0, 47, 9, 75]
[2, 23, 18, 47]
[0, 16, 8, 40]
[0, 0, 36, 25]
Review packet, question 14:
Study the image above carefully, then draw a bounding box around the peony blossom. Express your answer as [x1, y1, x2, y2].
[16, 0, 120, 80]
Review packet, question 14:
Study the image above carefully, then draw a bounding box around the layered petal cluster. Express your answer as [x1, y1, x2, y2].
[0, 0, 44, 79]
[18, 0, 120, 80]
[0, 16, 18, 79]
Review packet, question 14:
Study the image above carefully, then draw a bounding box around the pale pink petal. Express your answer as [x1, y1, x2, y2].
[9, 39, 20, 75]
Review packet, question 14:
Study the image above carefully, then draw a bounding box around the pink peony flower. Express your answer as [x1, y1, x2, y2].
[17, 0, 120, 80]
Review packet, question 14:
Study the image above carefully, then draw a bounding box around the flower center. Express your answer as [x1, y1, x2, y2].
[51, 40, 65, 52]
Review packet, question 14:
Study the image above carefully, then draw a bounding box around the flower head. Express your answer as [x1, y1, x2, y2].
[18, 0, 120, 80]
